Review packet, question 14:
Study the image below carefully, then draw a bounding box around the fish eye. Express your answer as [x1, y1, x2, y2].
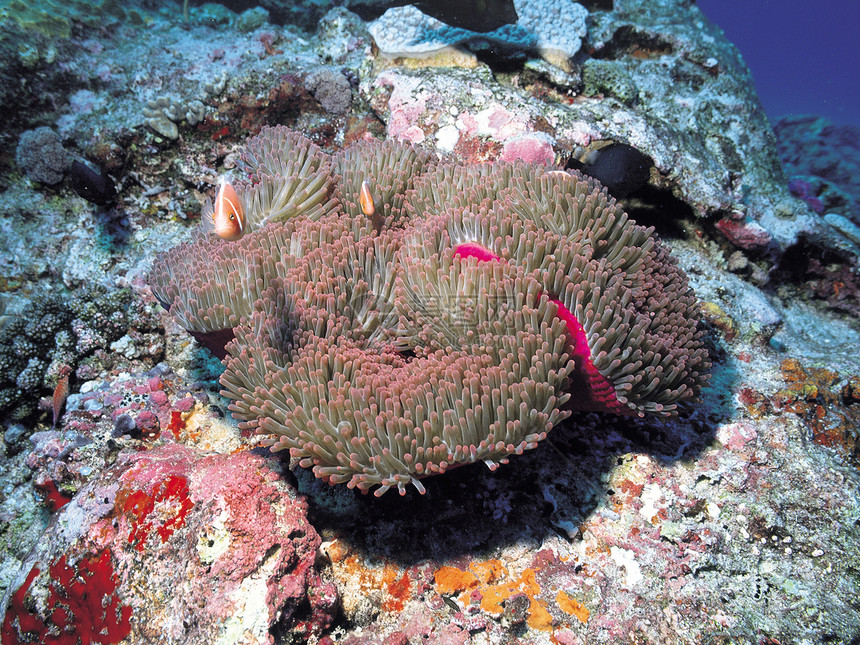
[229, 213, 235, 220]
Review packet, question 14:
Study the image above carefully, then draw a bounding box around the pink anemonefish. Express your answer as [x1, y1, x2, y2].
[359, 179, 375, 217]
[360, 179, 386, 232]
[203, 178, 245, 241]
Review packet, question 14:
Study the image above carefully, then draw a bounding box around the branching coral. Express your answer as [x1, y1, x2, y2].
[0, 286, 145, 425]
[150, 125, 709, 495]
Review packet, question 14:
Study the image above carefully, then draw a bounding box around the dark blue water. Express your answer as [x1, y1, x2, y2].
[697, 0, 860, 128]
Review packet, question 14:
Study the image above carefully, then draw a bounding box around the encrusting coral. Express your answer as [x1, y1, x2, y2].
[0, 286, 143, 425]
[150, 126, 710, 496]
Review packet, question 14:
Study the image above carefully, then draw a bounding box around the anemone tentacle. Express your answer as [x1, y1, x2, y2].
[149, 129, 710, 495]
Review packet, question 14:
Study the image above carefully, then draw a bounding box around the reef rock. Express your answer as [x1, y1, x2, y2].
[362, 0, 834, 256]
[15, 127, 69, 185]
[775, 115, 860, 227]
[1, 0, 860, 643]
[368, 0, 588, 72]
[0, 444, 337, 645]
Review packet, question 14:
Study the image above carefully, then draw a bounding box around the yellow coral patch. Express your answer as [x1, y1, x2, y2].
[435, 559, 595, 633]
[468, 559, 507, 584]
[556, 590, 589, 624]
[478, 581, 511, 615]
[434, 566, 479, 595]
[526, 598, 554, 631]
[478, 567, 551, 630]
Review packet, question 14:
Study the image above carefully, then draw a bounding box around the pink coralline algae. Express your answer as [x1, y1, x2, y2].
[499, 133, 556, 165]
[149, 126, 710, 496]
[2, 443, 337, 644]
[714, 215, 773, 252]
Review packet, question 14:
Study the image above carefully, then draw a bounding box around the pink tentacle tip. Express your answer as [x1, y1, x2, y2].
[453, 243, 501, 263]
[452, 242, 631, 415]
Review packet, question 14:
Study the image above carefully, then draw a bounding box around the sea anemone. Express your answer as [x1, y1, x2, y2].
[233, 125, 337, 230]
[332, 136, 432, 226]
[149, 128, 709, 495]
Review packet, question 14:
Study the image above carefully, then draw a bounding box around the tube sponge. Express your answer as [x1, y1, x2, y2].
[149, 128, 709, 495]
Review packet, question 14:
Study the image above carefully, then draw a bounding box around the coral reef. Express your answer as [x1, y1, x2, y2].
[1, 0, 859, 641]
[0, 0, 147, 38]
[2, 443, 337, 644]
[364, 0, 835, 258]
[142, 96, 208, 141]
[304, 67, 353, 115]
[0, 285, 161, 428]
[235, 6, 271, 33]
[150, 127, 709, 496]
[2, 549, 132, 645]
[306, 392, 860, 643]
[368, 0, 588, 71]
[580, 58, 639, 106]
[15, 127, 69, 185]
[774, 115, 860, 227]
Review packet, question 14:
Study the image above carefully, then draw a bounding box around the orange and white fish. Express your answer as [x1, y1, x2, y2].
[203, 178, 245, 240]
[359, 180, 375, 217]
[360, 179, 385, 232]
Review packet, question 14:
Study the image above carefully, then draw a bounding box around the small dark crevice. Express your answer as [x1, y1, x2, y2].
[770, 237, 860, 318]
[591, 25, 674, 61]
[474, 48, 528, 74]
[620, 184, 697, 239]
[261, 543, 282, 565]
[772, 238, 852, 284]
[578, 0, 615, 10]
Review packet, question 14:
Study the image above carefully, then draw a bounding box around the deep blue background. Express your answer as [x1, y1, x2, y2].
[696, 0, 860, 128]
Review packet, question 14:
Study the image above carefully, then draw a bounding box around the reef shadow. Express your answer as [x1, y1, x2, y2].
[298, 389, 723, 566]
